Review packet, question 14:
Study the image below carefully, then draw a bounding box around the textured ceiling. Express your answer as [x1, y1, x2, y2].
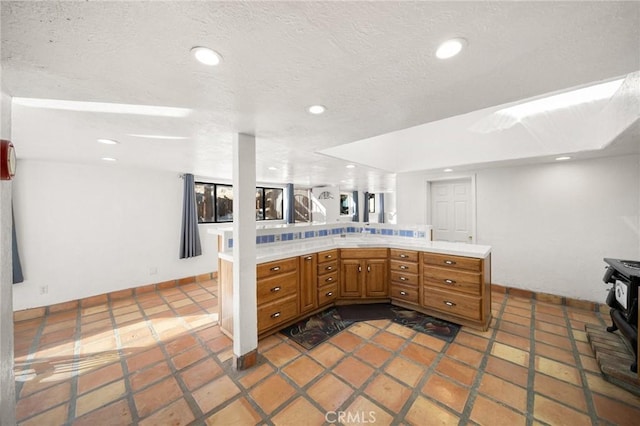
[2, 1, 639, 191]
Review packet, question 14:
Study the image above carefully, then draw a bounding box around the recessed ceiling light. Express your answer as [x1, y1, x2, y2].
[101, 157, 117, 162]
[436, 38, 466, 59]
[97, 138, 119, 145]
[346, 164, 356, 169]
[191, 46, 222, 66]
[555, 156, 571, 161]
[308, 105, 326, 115]
[268, 166, 277, 171]
[444, 168, 453, 172]
[128, 134, 188, 140]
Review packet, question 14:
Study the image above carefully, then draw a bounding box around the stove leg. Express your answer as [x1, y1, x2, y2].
[606, 309, 619, 333]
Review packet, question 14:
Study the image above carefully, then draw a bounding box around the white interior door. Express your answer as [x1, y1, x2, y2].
[430, 178, 473, 243]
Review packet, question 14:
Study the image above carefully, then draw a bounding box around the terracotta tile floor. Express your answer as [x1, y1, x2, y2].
[13, 280, 640, 425]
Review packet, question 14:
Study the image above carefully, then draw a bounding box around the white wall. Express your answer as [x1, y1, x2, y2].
[12, 160, 218, 310]
[397, 155, 640, 302]
[0, 88, 16, 424]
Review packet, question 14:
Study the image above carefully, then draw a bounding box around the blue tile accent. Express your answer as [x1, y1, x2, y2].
[319, 229, 328, 236]
[268, 235, 275, 243]
[256, 236, 261, 244]
[304, 231, 315, 239]
[228, 239, 233, 248]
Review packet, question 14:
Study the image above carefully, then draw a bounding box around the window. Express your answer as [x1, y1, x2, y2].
[368, 193, 376, 213]
[294, 188, 312, 222]
[340, 193, 353, 216]
[195, 182, 283, 223]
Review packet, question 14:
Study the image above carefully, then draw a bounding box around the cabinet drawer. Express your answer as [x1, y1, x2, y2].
[423, 252, 481, 272]
[318, 284, 338, 305]
[389, 249, 418, 262]
[390, 260, 419, 274]
[318, 249, 338, 263]
[423, 287, 482, 321]
[340, 248, 388, 259]
[257, 295, 298, 332]
[390, 284, 419, 304]
[390, 271, 419, 286]
[317, 271, 338, 286]
[423, 267, 481, 295]
[318, 260, 338, 275]
[257, 271, 297, 305]
[257, 257, 298, 279]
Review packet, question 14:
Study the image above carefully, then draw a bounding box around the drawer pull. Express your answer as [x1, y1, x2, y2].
[270, 266, 281, 271]
[326, 277, 333, 282]
[400, 254, 408, 258]
[367, 265, 371, 272]
[326, 266, 333, 271]
[400, 291, 407, 296]
[326, 291, 333, 297]
[270, 286, 281, 292]
[400, 265, 408, 270]
[444, 301, 456, 307]
[444, 260, 456, 265]
[305, 256, 313, 261]
[444, 279, 456, 285]
[400, 276, 408, 281]
[358, 265, 362, 272]
[326, 255, 333, 259]
[271, 312, 281, 318]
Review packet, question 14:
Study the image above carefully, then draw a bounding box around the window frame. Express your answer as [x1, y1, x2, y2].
[195, 182, 284, 224]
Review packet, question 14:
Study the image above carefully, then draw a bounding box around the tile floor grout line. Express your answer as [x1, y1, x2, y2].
[64, 303, 83, 424]
[456, 293, 509, 425]
[561, 303, 600, 425]
[524, 298, 538, 426]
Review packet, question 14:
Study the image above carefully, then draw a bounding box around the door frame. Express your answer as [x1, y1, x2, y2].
[425, 174, 477, 243]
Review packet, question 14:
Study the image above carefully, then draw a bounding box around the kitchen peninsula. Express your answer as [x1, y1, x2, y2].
[214, 223, 492, 341]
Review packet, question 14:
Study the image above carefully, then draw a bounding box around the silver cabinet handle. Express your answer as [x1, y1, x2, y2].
[358, 265, 362, 272]
[400, 276, 407, 281]
[400, 265, 408, 270]
[326, 266, 333, 271]
[444, 279, 456, 285]
[271, 312, 281, 318]
[305, 256, 312, 260]
[400, 254, 408, 258]
[444, 260, 456, 265]
[326, 292, 333, 297]
[367, 265, 371, 272]
[270, 286, 281, 292]
[444, 301, 456, 307]
[326, 277, 333, 282]
[400, 291, 407, 296]
[270, 266, 281, 271]
[326, 255, 332, 259]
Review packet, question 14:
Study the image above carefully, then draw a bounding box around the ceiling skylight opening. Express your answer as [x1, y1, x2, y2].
[497, 78, 625, 120]
[436, 38, 466, 59]
[97, 138, 119, 145]
[128, 134, 189, 140]
[191, 46, 222, 66]
[13, 98, 192, 118]
[308, 105, 326, 115]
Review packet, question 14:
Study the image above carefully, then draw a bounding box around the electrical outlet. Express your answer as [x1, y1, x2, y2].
[39, 285, 48, 295]
[149, 267, 158, 275]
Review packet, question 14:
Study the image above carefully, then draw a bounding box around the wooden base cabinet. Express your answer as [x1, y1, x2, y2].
[420, 252, 491, 330]
[299, 254, 318, 315]
[317, 249, 339, 306]
[389, 249, 420, 306]
[339, 248, 389, 300]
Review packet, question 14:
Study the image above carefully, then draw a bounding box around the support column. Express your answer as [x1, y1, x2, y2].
[231, 133, 258, 370]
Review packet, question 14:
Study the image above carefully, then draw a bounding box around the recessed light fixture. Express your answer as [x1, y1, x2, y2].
[191, 46, 222, 66]
[97, 138, 119, 145]
[436, 38, 466, 59]
[308, 105, 326, 115]
[555, 156, 571, 161]
[128, 134, 188, 140]
[101, 157, 117, 162]
[346, 164, 356, 169]
[444, 168, 453, 172]
[268, 166, 278, 171]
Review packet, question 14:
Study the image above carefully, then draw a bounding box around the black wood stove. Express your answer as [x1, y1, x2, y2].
[603, 258, 640, 373]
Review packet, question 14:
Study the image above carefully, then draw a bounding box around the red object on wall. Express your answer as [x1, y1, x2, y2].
[1, 139, 16, 180]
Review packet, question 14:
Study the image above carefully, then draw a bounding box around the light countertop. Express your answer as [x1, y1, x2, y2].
[218, 235, 491, 263]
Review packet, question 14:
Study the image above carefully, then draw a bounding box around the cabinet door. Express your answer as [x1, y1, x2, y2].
[340, 259, 362, 298]
[365, 259, 388, 298]
[299, 254, 317, 314]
